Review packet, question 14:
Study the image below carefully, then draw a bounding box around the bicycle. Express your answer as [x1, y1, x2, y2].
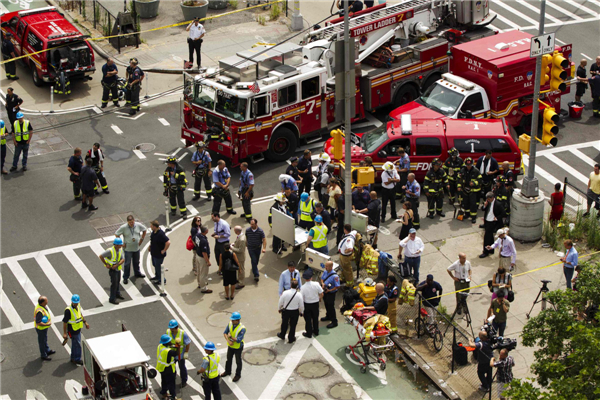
[415, 307, 443, 352]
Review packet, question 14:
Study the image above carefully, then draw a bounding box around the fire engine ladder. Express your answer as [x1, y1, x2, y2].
[309, 0, 450, 42]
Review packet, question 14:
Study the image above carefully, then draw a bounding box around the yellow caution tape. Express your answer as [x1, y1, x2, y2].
[252, 42, 277, 48]
[1, 0, 283, 65]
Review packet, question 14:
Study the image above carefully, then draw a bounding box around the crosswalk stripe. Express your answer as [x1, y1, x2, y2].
[494, 13, 521, 30]
[494, 0, 539, 28]
[543, 154, 589, 185]
[564, 0, 599, 18]
[585, 0, 600, 10]
[5, 259, 40, 305]
[516, 0, 561, 23]
[522, 156, 586, 205]
[35, 254, 73, 306]
[1, 289, 24, 330]
[63, 249, 110, 304]
[89, 243, 144, 300]
[545, 0, 583, 21]
[568, 149, 597, 168]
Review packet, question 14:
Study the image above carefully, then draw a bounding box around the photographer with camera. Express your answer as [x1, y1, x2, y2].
[487, 289, 510, 337]
[490, 349, 515, 400]
[469, 331, 494, 393]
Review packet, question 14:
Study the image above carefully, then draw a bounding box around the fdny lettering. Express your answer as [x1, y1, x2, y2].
[350, 11, 409, 37]
[514, 76, 524, 83]
[465, 57, 482, 72]
[416, 162, 430, 171]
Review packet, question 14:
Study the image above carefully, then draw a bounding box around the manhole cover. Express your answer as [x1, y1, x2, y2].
[297, 361, 330, 379]
[285, 393, 318, 400]
[329, 383, 358, 400]
[242, 347, 276, 365]
[206, 312, 232, 328]
[134, 143, 156, 153]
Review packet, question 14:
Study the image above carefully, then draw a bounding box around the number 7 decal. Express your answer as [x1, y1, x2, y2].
[306, 100, 316, 115]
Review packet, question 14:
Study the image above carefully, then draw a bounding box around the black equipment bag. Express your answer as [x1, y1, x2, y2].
[453, 343, 469, 366]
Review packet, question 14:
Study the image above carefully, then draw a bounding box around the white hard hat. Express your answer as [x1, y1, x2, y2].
[274, 193, 287, 202]
[383, 161, 394, 171]
[319, 153, 331, 162]
[364, 278, 374, 286]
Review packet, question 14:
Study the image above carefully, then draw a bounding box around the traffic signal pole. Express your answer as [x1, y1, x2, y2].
[343, 2, 353, 225]
[521, 0, 546, 198]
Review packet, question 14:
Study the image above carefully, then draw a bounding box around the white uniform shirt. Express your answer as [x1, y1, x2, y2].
[279, 289, 304, 313]
[337, 232, 356, 256]
[490, 235, 517, 264]
[399, 236, 424, 257]
[300, 281, 323, 304]
[486, 199, 496, 221]
[188, 23, 205, 40]
[382, 168, 400, 189]
[447, 260, 472, 280]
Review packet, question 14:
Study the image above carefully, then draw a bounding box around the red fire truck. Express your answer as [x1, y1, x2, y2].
[390, 30, 574, 133]
[181, 0, 497, 166]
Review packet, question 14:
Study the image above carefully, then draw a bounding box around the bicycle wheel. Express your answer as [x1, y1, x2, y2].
[433, 327, 443, 352]
[415, 317, 426, 337]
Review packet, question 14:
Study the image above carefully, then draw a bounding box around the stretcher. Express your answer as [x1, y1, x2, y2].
[344, 309, 395, 373]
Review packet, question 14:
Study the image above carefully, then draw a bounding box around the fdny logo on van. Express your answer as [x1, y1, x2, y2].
[487, 70, 493, 79]
[465, 57, 482, 72]
[527, 71, 533, 81]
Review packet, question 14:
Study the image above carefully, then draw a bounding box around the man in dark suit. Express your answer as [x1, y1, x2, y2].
[476, 150, 499, 207]
[479, 192, 505, 259]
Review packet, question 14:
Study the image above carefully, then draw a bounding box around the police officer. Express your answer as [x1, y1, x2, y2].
[1, 120, 7, 175]
[321, 261, 339, 329]
[85, 143, 109, 194]
[494, 175, 510, 226]
[191, 141, 212, 201]
[239, 162, 255, 222]
[298, 192, 316, 230]
[269, 193, 290, 253]
[11, 112, 32, 172]
[2, 32, 19, 80]
[222, 312, 245, 382]
[163, 157, 188, 219]
[457, 157, 482, 223]
[101, 58, 120, 108]
[284, 187, 299, 222]
[297, 150, 313, 194]
[286, 156, 302, 185]
[212, 160, 236, 215]
[5, 88, 22, 134]
[99, 238, 125, 305]
[307, 215, 329, 255]
[67, 148, 84, 200]
[443, 147, 464, 205]
[197, 342, 222, 400]
[166, 319, 191, 388]
[423, 158, 448, 219]
[394, 147, 410, 202]
[62, 294, 89, 365]
[125, 58, 144, 115]
[404, 173, 421, 230]
[156, 334, 177, 399]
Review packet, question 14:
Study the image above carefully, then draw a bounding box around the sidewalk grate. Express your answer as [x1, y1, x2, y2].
[284, 394, 318, 400]
[329, 383, 358, 400]
[134, 143, 156, 153]
[296, 361, 330, 379]
[89, 213, 142, 239]
[242, 347, 276, 366]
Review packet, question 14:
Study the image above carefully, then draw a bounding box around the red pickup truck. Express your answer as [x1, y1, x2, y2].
[1, 6, 95, 87]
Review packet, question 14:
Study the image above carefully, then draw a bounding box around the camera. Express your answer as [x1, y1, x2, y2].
[481, 316, 517, 351]
[541, 279, 551, 292]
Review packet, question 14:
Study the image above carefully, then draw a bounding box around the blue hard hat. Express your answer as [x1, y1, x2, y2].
[230, 312, 241, 320]
[71, 294, 80, 304]
[113, 237, 124, 246]
[0, 120, 4, 128]
[16, 112, 24, 119]
[301, 192, 309, 201]
[204, 341, 216, 351]
[168, 319, 178, 329]
[160, 334, 172, 345]
[315, 215, 323, 223]
[41, 316, 49, 323]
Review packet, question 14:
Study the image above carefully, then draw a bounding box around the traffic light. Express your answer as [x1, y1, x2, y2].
[542, 107, 559, 147]
[331, 129, 343, 160]
[550, 51, 569, 92]
[540, 54, 552, 87]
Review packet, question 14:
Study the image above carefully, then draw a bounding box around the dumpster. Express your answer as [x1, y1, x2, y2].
[568, 101, 584, 119]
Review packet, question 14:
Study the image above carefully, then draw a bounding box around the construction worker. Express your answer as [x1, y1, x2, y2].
[269, 193, 290, 253]
[239, 162, 255, 222]
[394, 147, 410, 202]
[298, 192, 316, 230]
[85, 143, 109, 194]
[222, 312, 245, 382]
[337, 224, 356, 287]
[166, 319, 191, 388]
[423, 158, 448, 219]
[191, 141, 212, 201]
[163, 157, 188, 219]
[34, 296, 55, 361]
[307, 215, 329, 255]
[99, 238, 125, 305]
[2, 32, 19, 80]
[10, 112, 32, 172]
[156, 334, 177, 399]
[494, 175, 510, 226]
[386, 276, 399, 332]
[443, 147, 464, 205]
[457, 157, 481, 223]
[404, 173, 421, 230]
[212, 160, 236, 215]
[62, 294, 89, 366]
[1, 120, 7, 175]
[67, 148, 84, 200]
[381, 161, 400, 222]
[125, 58, 144, 115]
[101, 58, 120, 108]
[197, 342, 222, 400]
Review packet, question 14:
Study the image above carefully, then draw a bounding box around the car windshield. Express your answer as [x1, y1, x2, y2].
[363, 124, 390, 153]
[108, 367, 147, 399]
[215, 90, 247, 121]
[193, 83, 216, 110]
[420, 83, 465, 116]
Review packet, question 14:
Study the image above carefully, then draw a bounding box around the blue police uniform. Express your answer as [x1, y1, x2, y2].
[405, 179, 421, 229]
[396, 154, 410, 200]
[321, 269, 340, 326]
[192, 149, 212, 200]
[239, 169, 255, 221]
[68, 154, 84, 199]
[281, 178, 298, 192]
[212, 167, 235, 214]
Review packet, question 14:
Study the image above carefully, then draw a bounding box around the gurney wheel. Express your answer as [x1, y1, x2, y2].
[380, 362, 386, 371]
[345, 346, 351, 354]
[360, 366, 367, 374]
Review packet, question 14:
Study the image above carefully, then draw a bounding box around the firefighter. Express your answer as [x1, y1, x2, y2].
[51, 48, 71, 95]
[457, 157, 481, 223]
[163, 157, 188, 219]
[422, 158, 448, 219]
[212, 160, 236, 215]
[2, 32, 19, 80]
[101, 58, 120, 108]
[500, 161, 514, 195]
[494, 175, 510, 226]
[239, 162, 255, 222]
[386, 276, 399, 332]
[125, 58, 144, 116]
[298, 192, 316, 230]
[394, 147, 410, 202]
[443, 147, 464, 205]
[85, 143, 109, 194]
[192, 141, 212, 201]
[269, 193, 290, 253]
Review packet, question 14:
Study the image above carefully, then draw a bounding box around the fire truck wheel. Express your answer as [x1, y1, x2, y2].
[32, 68, 43, 87]
[266, 127, 297, 162]
[393, 85, 418, 108]
[518, 114, 532, 134]
[422, 74, 441, 92]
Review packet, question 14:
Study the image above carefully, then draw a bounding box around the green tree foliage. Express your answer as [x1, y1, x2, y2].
[506, 262, 600, 399]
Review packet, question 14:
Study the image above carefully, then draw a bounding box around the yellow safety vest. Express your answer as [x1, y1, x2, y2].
[311, 224, 328, 248]
[227, 321, 245, 349]
[66, 305, 83, 331]
[167, 328, 185, 355]
[203, 352, 221, 379]
[105, 247, 123, 271]
[34, 305, 51, 330]
[300, 200, 315, 222]
[1, 126, 6, 145]
[156, 344, 176, 373]
[13, 120, 30, 142]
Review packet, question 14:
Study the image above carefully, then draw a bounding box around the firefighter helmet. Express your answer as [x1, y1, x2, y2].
[383, 161, 394, 171]
[166, 157, 178, 164]
[319, 153, 331, 162]
[431, 158, 442, 167]
[195, 141, 206, 148]
[448, 147, 458, 157]
[274, 193, 286, 202]
[464, 157, 474, 166]
[496, 175, 506, 184]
